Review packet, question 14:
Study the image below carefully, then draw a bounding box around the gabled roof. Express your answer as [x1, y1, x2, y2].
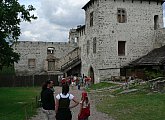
[129, 45, 165, 66]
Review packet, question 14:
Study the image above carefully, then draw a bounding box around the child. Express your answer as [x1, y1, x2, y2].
[78, 90, 90, 120]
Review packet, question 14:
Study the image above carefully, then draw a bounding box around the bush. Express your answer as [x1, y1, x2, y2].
[0, 66, 15, 75]
[144, 70, 164, 79]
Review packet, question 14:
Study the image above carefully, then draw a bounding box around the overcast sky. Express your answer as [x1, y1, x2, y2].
[18, 0, 165, 42]
[18, 0, 89, 42]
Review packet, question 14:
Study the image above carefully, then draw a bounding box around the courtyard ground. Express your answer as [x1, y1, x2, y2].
[29, 86, 113, 120]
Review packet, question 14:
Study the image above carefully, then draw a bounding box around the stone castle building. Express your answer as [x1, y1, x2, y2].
[13, 0, 165, 83]
[13, 41, 78, 75]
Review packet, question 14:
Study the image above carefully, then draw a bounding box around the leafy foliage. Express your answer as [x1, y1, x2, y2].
[0, 65, 15, 75]
[0, 0, 37, 69]
[144, 70, 164, 79]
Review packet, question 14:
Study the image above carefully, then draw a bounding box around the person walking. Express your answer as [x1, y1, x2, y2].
[78, 90, 90, 120]
[79, 75, 83, 87]
[55, 84, 79, 120]
[41, 80, 55, 120]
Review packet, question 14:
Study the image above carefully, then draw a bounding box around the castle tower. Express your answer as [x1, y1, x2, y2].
[80, 0, 164, 83]
[69, 27, 80, 45]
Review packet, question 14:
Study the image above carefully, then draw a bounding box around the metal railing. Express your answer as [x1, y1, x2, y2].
[61, 56, 81, 71]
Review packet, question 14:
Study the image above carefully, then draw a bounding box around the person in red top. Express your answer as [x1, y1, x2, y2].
[84, 76, 91, 88]
[61, 78, 66, 86]
[87, 77, 91, 87]
[66, 77, 71, 85]
[71, 76, 76, 87]
[78, 88, 90, 120]
[81, 88, 87, 98]
[84, 76, 88, 88]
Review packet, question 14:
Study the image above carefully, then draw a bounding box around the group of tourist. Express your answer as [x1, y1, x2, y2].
[60, 75, 92, 90]
[41, 80, 90, 120]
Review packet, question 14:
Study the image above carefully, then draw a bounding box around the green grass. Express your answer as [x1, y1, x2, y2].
[0, 87, 41, 120]
[88, 82, 117, 90]
[91, 82, 165, 120]
[96, 93, 165, 120]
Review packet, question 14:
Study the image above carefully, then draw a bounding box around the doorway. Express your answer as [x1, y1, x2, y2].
[89, 66, 94, 84]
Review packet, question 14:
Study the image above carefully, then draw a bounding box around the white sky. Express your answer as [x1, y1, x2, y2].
[18, 0, 89, 42]
[18, 0, 165, 42]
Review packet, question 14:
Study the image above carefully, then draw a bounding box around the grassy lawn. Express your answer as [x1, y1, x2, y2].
[0, 87, 41, 120]
[89, 82, 165, 120]
[87, 82, 117, 90]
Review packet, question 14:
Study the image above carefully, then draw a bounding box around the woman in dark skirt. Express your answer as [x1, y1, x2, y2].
[55, 84, 79, 120]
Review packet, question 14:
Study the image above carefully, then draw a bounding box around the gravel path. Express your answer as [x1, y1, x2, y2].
[30, 86, 113, 120]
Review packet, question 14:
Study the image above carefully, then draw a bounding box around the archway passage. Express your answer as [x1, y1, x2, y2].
[89, 66, 94, 84]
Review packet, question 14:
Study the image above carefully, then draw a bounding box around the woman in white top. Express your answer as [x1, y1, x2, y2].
[55, 84, 79, 120]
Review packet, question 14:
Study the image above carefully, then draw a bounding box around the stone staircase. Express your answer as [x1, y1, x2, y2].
[61, 56, 81, 72]
[57, 47, 81, 73]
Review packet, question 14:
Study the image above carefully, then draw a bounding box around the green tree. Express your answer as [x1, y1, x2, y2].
[0, 0, 37, 69]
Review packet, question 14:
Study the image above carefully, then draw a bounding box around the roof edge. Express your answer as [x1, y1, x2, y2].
[82, 0, 164, 10]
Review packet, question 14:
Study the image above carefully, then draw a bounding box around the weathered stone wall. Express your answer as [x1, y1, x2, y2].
[154, 28, 165, 47]
[81, 0, 164, 82]
[13, 41, 77, 75]
[13, 0, 165, 81]
[69, 28, 79, 45]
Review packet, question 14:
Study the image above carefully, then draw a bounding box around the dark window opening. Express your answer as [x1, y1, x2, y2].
[154, 15, 159, 30]
[90, 12, 93, 26]
[28, 59, 36, 68]
[93, 37, 96, 54]
[117, 8, 126, 23]
[47, 47, 55, 54]
[118, 41, 126, 56]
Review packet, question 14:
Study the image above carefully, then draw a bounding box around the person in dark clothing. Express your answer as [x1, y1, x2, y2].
[55, 84, 79, 120]
[41, 80, 55, 120]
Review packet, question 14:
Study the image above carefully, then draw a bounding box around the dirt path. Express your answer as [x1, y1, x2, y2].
[30, 86, 113, 120]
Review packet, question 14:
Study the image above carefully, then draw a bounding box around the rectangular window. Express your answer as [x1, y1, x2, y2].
[48, 61, 55, 71]
[90, 12, 93, 26]
[118, 41, 126, 56]
[154, 15, 159, 30]
[47, 47, 55, 54]
[28, 59, 35, 68]
[93, 37, 96, 53]
[117, 8, 126, 23]
[87, 40, 90, 55]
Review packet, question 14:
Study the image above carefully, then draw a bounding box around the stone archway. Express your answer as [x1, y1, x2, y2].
[89, 66, 94, 84]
